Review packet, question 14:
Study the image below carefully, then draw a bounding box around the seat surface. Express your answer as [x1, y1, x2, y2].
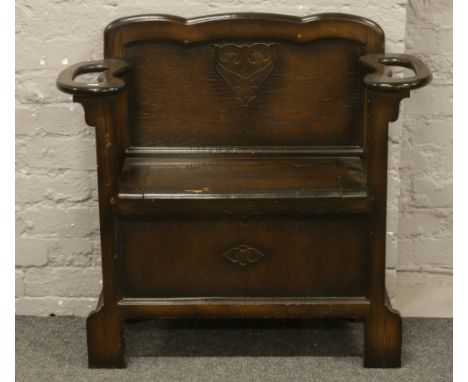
[118, 156, 367, 200]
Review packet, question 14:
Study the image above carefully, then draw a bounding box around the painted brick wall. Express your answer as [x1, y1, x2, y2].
[395, 0, 453, 317]
[16, 0, 442, 316]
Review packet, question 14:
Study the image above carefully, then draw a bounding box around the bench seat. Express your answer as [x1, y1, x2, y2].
[118, 155, 367, 200]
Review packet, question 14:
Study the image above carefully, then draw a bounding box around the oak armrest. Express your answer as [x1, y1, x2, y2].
[360, 53, 432, 92]
[56, 59, 129, 96]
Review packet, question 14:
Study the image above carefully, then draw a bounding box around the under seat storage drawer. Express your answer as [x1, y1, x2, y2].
[117, 216, 369, 298]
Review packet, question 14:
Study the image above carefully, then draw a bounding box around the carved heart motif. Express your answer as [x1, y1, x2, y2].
[214, 43, 277, 106]
[221, 244, 266, 266]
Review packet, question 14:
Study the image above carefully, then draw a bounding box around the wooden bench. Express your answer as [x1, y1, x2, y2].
[57, 13, 431, 368]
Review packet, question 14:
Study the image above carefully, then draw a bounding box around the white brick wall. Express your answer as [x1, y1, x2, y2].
[395, 0, 452, 317]
[16, 0, 451, 317]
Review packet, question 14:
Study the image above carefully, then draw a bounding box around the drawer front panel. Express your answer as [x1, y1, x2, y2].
[117, 216, 369, 298]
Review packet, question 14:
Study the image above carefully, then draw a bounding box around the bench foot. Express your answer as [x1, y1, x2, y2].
[364, 302, 402, 368]
[86, 298, 126, 368]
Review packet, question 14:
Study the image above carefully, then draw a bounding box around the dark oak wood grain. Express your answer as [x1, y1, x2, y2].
[56, 12, 431, 369]
[118, 216, 369, 298]
[57, 59, 129, 95]
[125, 40, 363, 147]
[118, 297, 371, 319]
[361, 53, 432, 91]
[118, 156, 367, 199]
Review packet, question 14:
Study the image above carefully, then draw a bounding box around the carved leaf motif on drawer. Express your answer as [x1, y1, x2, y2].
[221, 244, 266, 267]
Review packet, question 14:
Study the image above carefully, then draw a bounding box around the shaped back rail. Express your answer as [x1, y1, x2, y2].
[103, 13, 385, 154]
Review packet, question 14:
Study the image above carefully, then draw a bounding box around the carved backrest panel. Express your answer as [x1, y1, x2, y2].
[105, 14, 384, 149]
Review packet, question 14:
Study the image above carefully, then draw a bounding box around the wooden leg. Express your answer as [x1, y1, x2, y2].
[364, 301, 402, 368]
[86, 296, 126, 368]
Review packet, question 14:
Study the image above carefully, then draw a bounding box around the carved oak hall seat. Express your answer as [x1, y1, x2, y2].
[56, 13, 431, 368]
